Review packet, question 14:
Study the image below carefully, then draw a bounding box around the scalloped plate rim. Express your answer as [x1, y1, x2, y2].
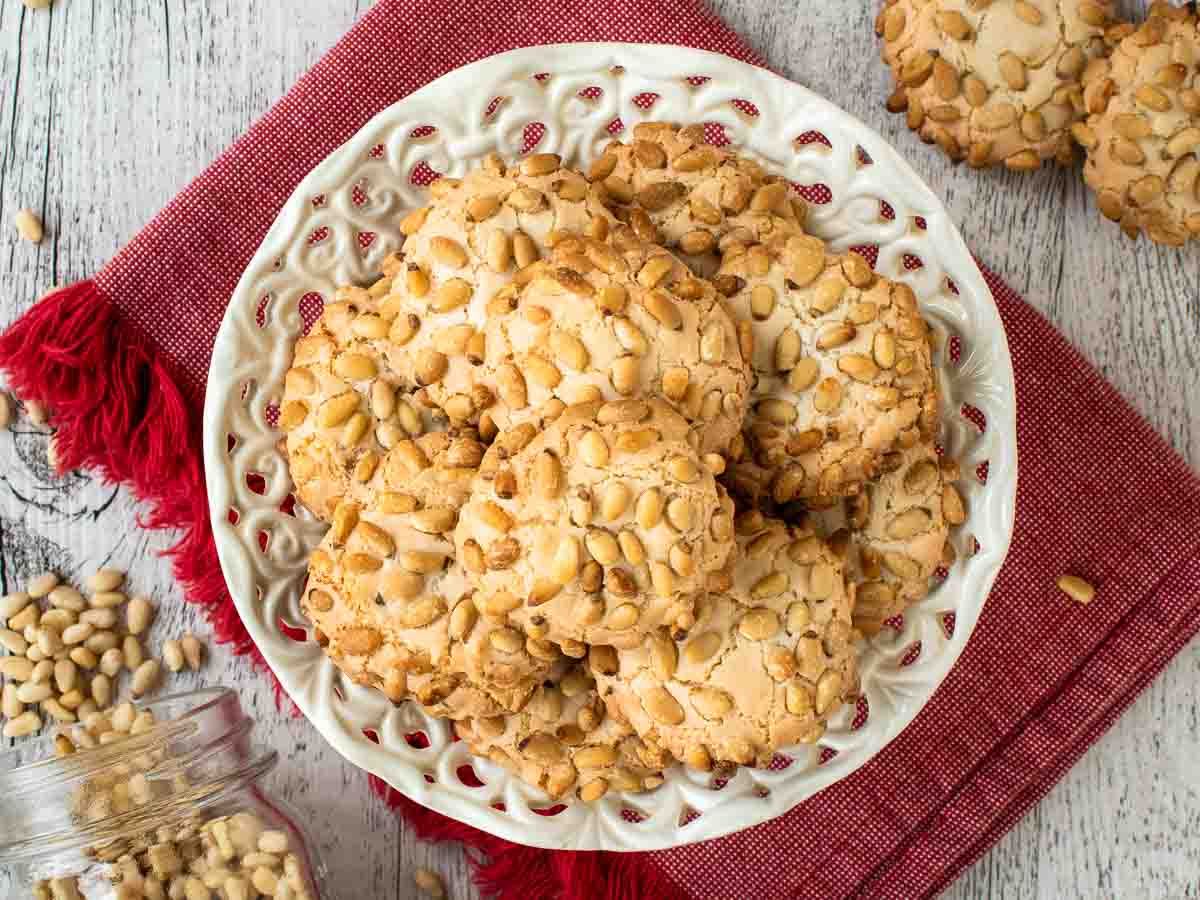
[203, 42, 1018, 851]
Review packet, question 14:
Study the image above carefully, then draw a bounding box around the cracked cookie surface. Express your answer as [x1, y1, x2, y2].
[475, 231, 751, 456]
[718, 242, 937, 505]
[1077, 2, 1200, 246]
[456, 663, 672, 801]
[454, 399, 736, 652]
[301, 432, 558, 717]
[594, 514, 858, 770]
[878, 0, 1115, 169]
[595, 122, 808, 272]
[807, 439, 959, 635]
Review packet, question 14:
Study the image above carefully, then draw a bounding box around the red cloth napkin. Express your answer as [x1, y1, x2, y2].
[3, 2, 1199, 899]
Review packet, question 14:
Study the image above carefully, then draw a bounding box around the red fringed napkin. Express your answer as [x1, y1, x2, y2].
[4, 2, 1199, 898]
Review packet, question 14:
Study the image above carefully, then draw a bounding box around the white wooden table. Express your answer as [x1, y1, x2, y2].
[1, 2, 1197, 898]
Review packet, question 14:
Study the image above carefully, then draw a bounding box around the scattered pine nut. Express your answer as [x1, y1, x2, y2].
[162, 639, 185, 673]
[87, 568, 125, 593]
[1057, 575, 1096, 605]
[414, 868, 447, 898]
[181, 633, 205, 671]
[0, 391, 14, 429]
[2, 710, 40, 738]
[127, 595, 155, 634]
[131, 659, 161, 698]
[22, 0, 54, 10]
[14, 207, 44, 242]
[27, 571, 59, 599]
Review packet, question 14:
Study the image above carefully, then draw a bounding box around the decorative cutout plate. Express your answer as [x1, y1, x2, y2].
[203, 43, 1017, 851]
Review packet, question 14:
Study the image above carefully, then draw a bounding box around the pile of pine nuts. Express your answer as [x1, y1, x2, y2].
[0, 568, 205, 739]
[35, 704, 315, 900]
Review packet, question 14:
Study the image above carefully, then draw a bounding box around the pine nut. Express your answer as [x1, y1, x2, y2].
[163, 639, 185, 672]
[2, 710, 40, 738]
[14, 208, 44, 242]
[100, 647, 125, 677]
[181, 634, 205, 671]
[86, 568, 126, 593]
[124, 635, 145, 670]
[91, 672, 112, 708]
[0, 627, 27, 654]
[127, 596, 155, 635]
[28, 572, 59, 598]
[89, 590, 127, 608]
[0, 592, 31, 620]
[414, 867, 447, 898]
[131, 659, 162, 697]
[1057, 575, 1095, 604]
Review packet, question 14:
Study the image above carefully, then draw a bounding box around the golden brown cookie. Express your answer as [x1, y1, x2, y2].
[317, 156, 618, 428]
[455, 663, 671, 801]
[454, 399, 736, 652]
[877, 0, 1116, 169]
[301, 433, 558, 716]
[1075, 3, 1200, 246]
[593, 514, 858, 770]
[807, 439, 960, 635]
[281, 305, 446, 521]
[717, 241, 937, 505]
[475, 231, 751, 456]
[595, 122, 808, 268]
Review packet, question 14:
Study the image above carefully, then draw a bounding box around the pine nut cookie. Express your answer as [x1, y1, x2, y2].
[877, 0, 1116, 169]
[716, 240, 938, 505]
[318, 155, 618, 429]
[593, 514, 858, 771]
[808, 439, 958, 636]
[455, 663, 672, 800]
[1075, 3, 1200, 246]
[454, 399, 736, 652]
[594, 122, 807, 268]
[475, 231, 752, 456]
[301, 433, 557, 715]
[281, 300, 453, 520]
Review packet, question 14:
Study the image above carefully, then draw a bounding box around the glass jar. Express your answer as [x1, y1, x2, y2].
[0, 688, 336, 900]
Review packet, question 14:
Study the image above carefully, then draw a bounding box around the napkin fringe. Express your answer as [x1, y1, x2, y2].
[375, 779, 686, 900]
[0, 281, 264, 665]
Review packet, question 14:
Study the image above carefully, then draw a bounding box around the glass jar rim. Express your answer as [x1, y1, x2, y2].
[0, 687, 277, 863]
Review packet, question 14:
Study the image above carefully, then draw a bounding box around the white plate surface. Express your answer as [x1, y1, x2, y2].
[203, 43, 1017, 851]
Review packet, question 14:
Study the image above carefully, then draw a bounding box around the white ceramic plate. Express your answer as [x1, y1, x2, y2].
[203, 43, 1017, 851]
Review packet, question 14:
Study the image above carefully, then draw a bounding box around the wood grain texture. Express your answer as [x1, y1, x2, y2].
[0, 1, 1196, 898]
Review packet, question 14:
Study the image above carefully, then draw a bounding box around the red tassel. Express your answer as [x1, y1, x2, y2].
[0, 282, 265, 666]
[373, 778, 685, 900]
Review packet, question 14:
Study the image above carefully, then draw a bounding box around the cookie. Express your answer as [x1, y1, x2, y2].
[593, 515, 858, 771]
[318, 155, 618, 427]
[716, 240, 937, 505]
[301, 432, 558, 716]
[455, 663, 672, 800]
[877, 0, 1116, 169]
[281, 299, 459, 520]
[1075, 3, 1200, 246]
[475, 230, 752, 456]
[595, 122, 808, 268]
[808, 439, 960, 635]
[454, 399, 736, 652]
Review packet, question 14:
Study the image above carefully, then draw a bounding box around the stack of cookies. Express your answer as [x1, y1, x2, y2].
[877, 0, 1200, 247]
[283, 123, 964, 803]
